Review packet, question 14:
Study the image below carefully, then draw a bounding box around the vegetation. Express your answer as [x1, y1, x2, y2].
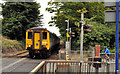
[1, 2, 120, 53]
[46, 2, 118, 52]
[2, 2, 41, 40]
[2, 35, 23, 54]
[1, 2, 42, 53]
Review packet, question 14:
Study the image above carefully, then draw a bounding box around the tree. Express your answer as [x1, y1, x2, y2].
[46, 2, 115, 50]
[83, 22, 115, 50]
[2, 2, 41, 40]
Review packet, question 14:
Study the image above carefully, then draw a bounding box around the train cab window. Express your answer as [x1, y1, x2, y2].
[28, 32, 32, 39]
[43, 32, 47, 39]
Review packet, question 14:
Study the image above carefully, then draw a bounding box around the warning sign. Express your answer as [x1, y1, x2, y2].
[66, 33, 70, 37]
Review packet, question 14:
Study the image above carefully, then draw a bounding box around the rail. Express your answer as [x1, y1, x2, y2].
[29, 61, 45, 74]
[30, 60, 120, 73]
[2, 50, 28, 58]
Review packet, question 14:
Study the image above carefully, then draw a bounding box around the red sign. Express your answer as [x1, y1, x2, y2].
[61, 50, 65, 53]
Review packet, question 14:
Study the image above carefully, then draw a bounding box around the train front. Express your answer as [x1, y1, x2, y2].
[26, 27, 50, 58]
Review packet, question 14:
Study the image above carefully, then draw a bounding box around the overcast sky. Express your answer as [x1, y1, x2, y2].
[0, 0, 60, 36]
[35, 0, 60, 36]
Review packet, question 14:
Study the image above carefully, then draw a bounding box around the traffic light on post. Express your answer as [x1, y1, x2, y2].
[84, 24, 93, 33]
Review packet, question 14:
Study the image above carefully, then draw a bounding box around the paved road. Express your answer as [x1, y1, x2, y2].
[2, 57, 43, 73]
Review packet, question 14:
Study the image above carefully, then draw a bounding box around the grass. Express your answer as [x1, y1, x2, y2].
[2, 35, 24, 54]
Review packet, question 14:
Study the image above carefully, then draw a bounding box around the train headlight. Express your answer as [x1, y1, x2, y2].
[42, 42, 47, 44]
[29, 45, 31, 47]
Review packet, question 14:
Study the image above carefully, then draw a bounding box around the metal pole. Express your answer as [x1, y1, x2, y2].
[66, 19, 69, 60]
[115, 0, 119, 73]
[80, 13, 84, 61]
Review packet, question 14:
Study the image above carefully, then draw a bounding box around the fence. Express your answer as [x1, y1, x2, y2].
[59, 49, 120, 62]
[100, 53, 120, 62]
[59, 50, 94, 61]
[32, 60, 120, 73]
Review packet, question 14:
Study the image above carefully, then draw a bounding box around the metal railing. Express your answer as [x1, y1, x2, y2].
[30, 61, 46, 74]
[100, 53, 120, 62]
[30, 60, 120, 73]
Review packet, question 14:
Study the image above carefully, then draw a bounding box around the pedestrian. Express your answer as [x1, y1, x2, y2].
[103, 46, 110, 61]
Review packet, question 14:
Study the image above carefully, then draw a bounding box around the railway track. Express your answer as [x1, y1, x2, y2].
[2, 50, 59, 73]
[2, 50, 29, 58]
[2, 45, 63, 73]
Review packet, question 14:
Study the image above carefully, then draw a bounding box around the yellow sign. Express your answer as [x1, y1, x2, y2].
[66, 33, 70, 37]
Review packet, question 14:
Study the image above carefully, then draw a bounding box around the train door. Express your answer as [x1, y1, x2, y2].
[41, 31, 49, 49]
[34, 32, 40, 49]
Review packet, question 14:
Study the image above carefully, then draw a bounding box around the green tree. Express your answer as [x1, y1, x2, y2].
[46, 2, 115, 50]
[83, 22, 115, 51]
[2, 2, 41, 40]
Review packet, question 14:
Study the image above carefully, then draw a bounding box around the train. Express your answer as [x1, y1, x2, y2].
[26, 27, 60, 58]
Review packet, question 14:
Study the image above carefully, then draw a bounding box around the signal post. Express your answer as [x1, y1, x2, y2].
[65, 19, 70, 60]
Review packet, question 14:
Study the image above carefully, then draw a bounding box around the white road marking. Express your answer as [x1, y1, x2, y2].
[2, 58, 26, 70]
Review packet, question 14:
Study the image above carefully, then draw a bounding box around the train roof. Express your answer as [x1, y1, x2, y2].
[27, 27, 59, 38]
[27, 27, 47, 30]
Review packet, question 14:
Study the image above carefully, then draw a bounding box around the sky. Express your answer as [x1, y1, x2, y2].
[0, 0, 61, 36]
[35, 0, 61, 36]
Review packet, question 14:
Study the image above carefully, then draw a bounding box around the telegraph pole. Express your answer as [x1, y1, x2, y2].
[80, 13, 84, 61]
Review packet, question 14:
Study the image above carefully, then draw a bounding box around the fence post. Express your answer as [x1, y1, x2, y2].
[74, 51, 77, 60]
[59, 50, 61, 59]
[95, 67, 98, 74]
[79, 63, 82, 74]
[88, 63, 91, 73]
[107, 63, 110, 74]
[95, 64, 99, 74]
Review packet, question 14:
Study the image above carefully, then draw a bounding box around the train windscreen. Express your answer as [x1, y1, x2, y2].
[28, 32, 32, 39]
[43, 32, 47, 39]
